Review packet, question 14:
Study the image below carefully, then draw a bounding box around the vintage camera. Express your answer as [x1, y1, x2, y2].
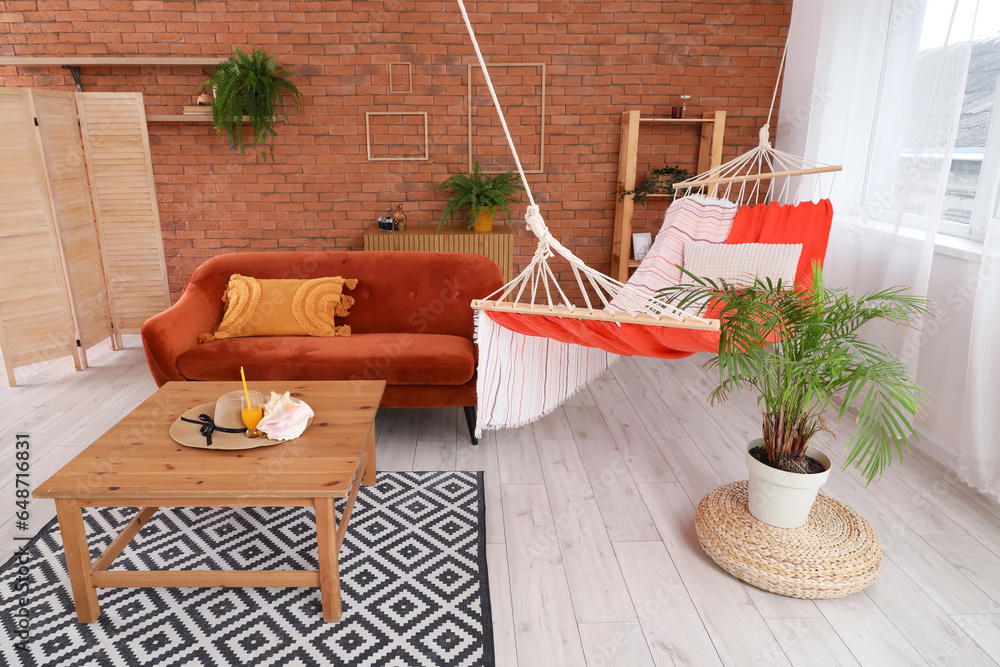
[377, 215, 396, 231]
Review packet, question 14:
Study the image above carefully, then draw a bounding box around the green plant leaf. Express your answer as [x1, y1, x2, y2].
[437, 162, 526, 230]
[656, 263, 929, 483]
[206, 46, 302, 160]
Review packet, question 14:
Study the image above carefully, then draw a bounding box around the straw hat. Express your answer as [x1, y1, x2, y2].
[169, 390, 283, 450]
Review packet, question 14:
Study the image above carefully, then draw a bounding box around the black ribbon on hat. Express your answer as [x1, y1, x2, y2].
[180, 414, 248, 446]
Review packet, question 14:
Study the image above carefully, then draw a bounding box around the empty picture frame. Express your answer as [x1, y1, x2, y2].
[365, 111, 429, 161]
[388, 62, 413, 94]
[632, 232, 652, 261]
[467, 62, 546, 174]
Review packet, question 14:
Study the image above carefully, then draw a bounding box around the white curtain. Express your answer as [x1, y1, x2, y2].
[961, 118, 1000, 496]
[780, 0, 1000, 497]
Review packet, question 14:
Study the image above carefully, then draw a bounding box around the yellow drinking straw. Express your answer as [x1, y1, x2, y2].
[240, 366, 251, 406]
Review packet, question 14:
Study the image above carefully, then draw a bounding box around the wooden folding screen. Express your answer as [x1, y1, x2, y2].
[29, 90, 113, 364]
[0, 89, 81, 385]
[77, 93, 170, 348]
[0, 89, 169, 385]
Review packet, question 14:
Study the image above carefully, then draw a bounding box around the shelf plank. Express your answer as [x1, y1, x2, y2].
[146, 114, 249, 123]
[0, 57, 225, 66]
[639, 117, 717, 123]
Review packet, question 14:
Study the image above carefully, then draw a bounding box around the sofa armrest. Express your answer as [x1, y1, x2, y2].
[140, 286, 219, 386]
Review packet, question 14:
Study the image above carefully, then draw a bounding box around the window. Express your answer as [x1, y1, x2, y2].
[864, 0, 1000, 240]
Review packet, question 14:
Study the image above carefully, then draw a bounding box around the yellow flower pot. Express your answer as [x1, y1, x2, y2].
[472, 209, 495, 233]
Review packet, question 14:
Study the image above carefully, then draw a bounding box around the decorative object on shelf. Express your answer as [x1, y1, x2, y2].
[631, 232, 652, 261]
[671, 94, 692, 119]
[206, 46, 301, 161]
[658, 264, 929, 528]
[392, 203, 408, 231]
[196, 86, 212, 106]
[377, 215, 396, 231]
[437, 161, 525, 232]
[618, 165, 693, 206]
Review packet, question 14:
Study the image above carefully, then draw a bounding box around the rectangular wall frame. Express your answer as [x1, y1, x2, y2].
[365, 111, 429, 161]
[467, 62, 546, 174]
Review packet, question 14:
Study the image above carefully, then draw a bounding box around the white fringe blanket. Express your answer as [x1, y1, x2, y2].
[475, 309, 619, 436]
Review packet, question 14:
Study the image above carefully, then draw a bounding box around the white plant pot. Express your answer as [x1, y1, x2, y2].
[746, 438, 832, 529]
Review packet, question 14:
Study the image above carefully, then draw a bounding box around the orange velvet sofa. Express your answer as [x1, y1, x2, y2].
[140, 251, 504, 442]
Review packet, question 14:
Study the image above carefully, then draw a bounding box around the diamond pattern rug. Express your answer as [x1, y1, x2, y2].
[0, 471, 494, 667]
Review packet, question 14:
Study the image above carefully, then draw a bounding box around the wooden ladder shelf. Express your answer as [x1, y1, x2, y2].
[610, 109, 727, 282]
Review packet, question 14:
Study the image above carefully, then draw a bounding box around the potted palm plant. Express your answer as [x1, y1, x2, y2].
[437, 162, 525, 232]
[206, 46, 301, 161]
[658, 265, 929, 528]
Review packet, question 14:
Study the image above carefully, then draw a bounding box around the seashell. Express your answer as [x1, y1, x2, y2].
[258, 391, 314, 441]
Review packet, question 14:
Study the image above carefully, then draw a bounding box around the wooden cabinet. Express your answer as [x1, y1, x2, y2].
[363, 224, 514, 283]
[610, 110, 727, 282]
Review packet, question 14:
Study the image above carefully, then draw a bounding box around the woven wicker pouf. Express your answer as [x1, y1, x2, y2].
[695, 481, 882, 599]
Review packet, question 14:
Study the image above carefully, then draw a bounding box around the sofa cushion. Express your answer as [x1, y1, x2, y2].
[201, 274, 357, 341]
[176, 333, 476, 385]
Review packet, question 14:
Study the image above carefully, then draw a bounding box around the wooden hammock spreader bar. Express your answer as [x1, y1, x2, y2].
[471, 299, 721, 332]
[673, 164, 843, 190]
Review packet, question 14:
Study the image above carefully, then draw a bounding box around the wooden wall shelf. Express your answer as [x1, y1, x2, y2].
[0, 56, 226, 66]
[610, 109, 727, 282]
[0, 56, 261, 122]
[0, 56, 229, 94]
[146, 114, 249, 123]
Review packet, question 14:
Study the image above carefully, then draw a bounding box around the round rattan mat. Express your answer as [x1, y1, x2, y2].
[695, 481, 881, 599]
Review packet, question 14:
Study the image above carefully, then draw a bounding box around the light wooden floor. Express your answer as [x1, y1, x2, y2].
[3, 337, 1000, 666]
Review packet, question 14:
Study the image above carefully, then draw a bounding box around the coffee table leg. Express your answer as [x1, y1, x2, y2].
[363, 424, 376, 487]
[314, 497, 342, 621]
[55, 499, 100, 622]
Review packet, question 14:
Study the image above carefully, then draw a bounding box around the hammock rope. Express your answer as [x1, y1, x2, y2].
[453, 0, 842, 436]
[455, 0, 710, 326]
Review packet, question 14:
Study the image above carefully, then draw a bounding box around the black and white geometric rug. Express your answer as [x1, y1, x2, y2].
[0, 471, 494, 667]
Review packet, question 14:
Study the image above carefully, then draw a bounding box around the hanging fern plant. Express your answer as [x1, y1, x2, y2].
[206, 46, 301, 161]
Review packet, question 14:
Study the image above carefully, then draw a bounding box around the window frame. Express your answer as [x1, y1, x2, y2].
[861, 0, 1000, 244]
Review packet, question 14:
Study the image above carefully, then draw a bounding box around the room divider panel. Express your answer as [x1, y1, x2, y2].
[0, 89, 169, 385]
[0, 89, 81, 386]
[30, 89, 113, 363]
[77, 93, 170, 350]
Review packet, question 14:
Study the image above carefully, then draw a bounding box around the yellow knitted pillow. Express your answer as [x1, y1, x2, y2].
[199, 274, 358, 343]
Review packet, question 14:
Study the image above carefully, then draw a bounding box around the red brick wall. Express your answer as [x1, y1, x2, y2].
[0, 0, 792, 301]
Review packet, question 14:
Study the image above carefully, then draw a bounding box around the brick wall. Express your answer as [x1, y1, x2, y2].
[0, 0, 792, 301]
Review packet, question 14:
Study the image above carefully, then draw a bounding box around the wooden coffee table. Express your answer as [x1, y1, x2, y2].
[33, 380, 386, 624]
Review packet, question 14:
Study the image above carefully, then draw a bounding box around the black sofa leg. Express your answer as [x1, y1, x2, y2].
[463, 406, 478, 445]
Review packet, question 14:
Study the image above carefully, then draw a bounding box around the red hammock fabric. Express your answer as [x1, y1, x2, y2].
[486, 198, 834, 359]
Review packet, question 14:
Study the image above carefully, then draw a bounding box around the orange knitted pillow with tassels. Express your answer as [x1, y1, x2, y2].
[199, 274, 358, 343]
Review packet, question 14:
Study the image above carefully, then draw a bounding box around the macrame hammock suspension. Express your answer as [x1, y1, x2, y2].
[453, 0, 841, 436]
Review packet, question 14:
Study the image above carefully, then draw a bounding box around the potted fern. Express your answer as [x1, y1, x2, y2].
[437, 162, 525, 232]
[206, 46, 301, 161]
[658, 265, 929, 528]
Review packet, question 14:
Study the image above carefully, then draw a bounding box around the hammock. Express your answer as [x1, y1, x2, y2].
[452, 0, 842, 436]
